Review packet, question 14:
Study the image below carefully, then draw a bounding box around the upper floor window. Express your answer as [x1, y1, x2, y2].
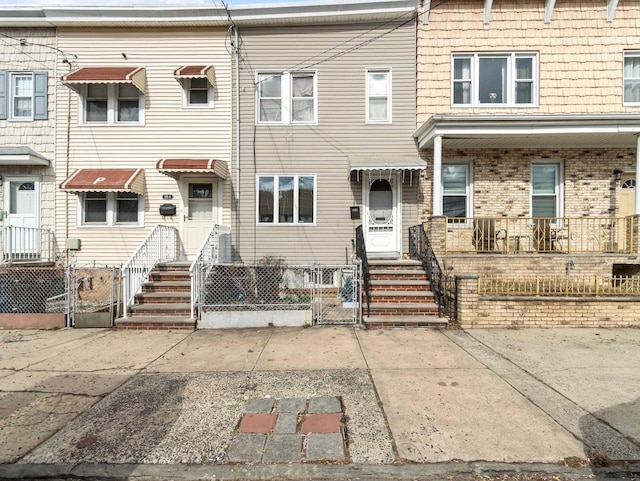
[80, 83, 144, 125]
[186, 77, 213, 106]
[81, 191, 143, 226]
[367, 69, 391, 123]
[452, 53, 537, 107]
[257, 72, 316, 125]
[0, 70, 48, 121]
[624, 52, 640, 105]
[257, 174, 316, 225]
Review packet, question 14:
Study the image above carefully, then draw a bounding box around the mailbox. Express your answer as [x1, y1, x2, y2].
[350, 206, 360, 220]
[159, 204, 176, 216]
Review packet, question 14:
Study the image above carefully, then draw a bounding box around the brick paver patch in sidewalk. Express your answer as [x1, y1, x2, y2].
[225, 396, 347, 464]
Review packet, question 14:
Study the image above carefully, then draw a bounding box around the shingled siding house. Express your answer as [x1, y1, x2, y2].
[413, 0, 640, 327]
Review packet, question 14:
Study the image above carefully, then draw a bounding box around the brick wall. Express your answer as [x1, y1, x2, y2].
[455, 275, 640, 328]
[418, 147, 637, 221]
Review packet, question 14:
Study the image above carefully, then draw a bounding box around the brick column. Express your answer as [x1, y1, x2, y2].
[426, 215, 447, 258]
[455, 274, 479, 328]
[632, 215, 640, 254]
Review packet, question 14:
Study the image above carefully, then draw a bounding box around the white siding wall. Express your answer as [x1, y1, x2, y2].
[56, 28, 232, 265]
[232, 21, 419, 264]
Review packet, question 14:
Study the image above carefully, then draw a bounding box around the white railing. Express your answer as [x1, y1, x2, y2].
[0, 226, 55, 264]
[122, 225, 178, 318]
[190, 224, 232, 320]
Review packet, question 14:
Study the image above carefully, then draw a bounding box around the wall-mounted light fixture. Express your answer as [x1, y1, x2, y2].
[613, 169, 623, 181]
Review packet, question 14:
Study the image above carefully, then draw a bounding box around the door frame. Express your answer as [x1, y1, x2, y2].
[178, 175, 224, 256]
[362, 171, 402, 258]
[3, 175, 41, 229]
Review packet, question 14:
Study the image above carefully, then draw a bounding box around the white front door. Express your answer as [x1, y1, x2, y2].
[364, 176, 400, 257]
[3, 176, 41, 256]
[181, 176, 220, 257]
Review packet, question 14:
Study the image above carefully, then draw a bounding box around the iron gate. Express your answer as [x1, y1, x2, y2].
[312, 264, 361, 325]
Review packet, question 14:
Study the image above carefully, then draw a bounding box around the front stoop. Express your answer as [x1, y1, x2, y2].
[115, 261, 196, 330]
[363, 259, 447, 329]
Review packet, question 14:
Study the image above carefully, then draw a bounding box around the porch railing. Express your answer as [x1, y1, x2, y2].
[122, 225, 178, 318]
[354, 225, 370, 317]
[409, 223, 450, 318]
[0, 226, 55, 264]
[479, 275, 640, 297]
[190, 224, 232, 320]
[444, 216, 634, 254]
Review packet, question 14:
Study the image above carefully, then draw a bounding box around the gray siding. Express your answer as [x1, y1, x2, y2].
[233, 21, 420, 264]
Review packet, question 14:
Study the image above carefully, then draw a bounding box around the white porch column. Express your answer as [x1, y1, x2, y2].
[636, 135, 640, 215]
[432, 135, 443, 215]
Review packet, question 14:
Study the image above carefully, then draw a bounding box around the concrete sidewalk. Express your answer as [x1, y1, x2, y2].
[0, 326, 639, 480]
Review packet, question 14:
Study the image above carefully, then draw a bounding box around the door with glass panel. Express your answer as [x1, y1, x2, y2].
[3, 176, 40, 257]
[181, 177, 219, 257]
[618, 174, 635, 251]
[365, 177, 399, 257]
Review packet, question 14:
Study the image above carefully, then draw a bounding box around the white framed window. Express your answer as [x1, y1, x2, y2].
[452, 52, 538, 107]
[80, 192, 143, 226]
[80, 83, 144, 125]
[257, 174, 316, 225]
[183, 77, 214, 107]
[624, 51, 640, 105]
[0, 71, 48, 121]
[531, 162, 563, 218]
[366, 68, 391, 123]
[442, 163, 472, 219]
[256, 71, 317, 125]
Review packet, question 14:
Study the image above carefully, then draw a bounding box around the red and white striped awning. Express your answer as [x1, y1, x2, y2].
[60, 168, 145, 195]
[156, 158, 228, 179]
[173, 65, 215, 86]
[61, 67, 147, 93]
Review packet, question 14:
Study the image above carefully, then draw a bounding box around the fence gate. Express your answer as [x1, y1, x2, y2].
[312, 264, 361, 325]
[69, 266, 119, 327]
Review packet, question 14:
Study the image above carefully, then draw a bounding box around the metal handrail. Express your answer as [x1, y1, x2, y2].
[189, 224, 232, 320]
[0, 226, 54, 264]
[354, 225, 370, 317]
[409, 223, 446, 317]
[121, 225, 178, 318]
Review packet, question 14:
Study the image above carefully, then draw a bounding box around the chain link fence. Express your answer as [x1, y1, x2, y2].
[0, 266, 66, 314]
[201, 263, 361, 325]
[69, 266, 120, 327]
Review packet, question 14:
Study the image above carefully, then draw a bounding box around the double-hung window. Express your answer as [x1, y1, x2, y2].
[257, 175, 315, 225]
[366, 69, 391, 123]
[81, 83, 143, 125]
[81, 192, 143, 226]
[442, 164, 471, 219]
[0, 70, 48, 121]
[624, 52, 640, 105]
[186, 77, 213, 106]
[257, 71, 317, 124]
[452, 53, 537, 107]
[531, 163, 562, 218]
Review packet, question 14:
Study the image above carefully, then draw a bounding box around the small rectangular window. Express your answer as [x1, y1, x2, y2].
[257, 71, 316, 125]
[257, 175, 316, 225]
[188, 77, 209, 105]
[258, 74, 282, 123]
[531, 164, 559, 218]
[81, 83, 143, 125]
[84, 192, 108, 224]
[367, 69, 391, 123]
[81, 192, 141, 226]
[86, 84, 108, 123]
[624, 52, 640, 105]
[117, 83, 140, 122]
[11, 74, 33, 119]
[442, 164, 469, 219]
[116, 192, 139, 223]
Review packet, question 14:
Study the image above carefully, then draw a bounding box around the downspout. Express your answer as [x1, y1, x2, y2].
[234, 26, 241, 257]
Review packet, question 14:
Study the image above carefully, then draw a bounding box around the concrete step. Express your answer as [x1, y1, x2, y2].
[115, 315, 195, 330]
[362, 314, 447, 329]
[365, 302, 440, 316]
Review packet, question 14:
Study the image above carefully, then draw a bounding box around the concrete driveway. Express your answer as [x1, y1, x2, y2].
[0, 326, 638, 477]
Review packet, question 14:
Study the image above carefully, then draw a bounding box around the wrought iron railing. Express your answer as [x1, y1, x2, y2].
[122, 225, 178, 318]
[409, 223, 452, 318]
[191, 224, 232, 320]
[354, 225, 370, 317]
[479, 275, 640, 297]
[0, 226, 55, 264]
[444, 216, 634, 254]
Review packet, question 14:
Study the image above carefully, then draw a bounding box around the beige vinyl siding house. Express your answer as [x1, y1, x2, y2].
[0, 28, 57, 262]
[56, 27, 232, 265]
[232, 13, 421, 264]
